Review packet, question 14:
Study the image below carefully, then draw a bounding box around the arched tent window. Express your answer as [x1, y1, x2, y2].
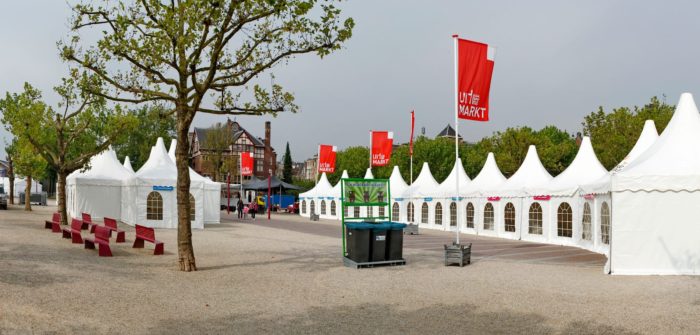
[582, 202, 592, 241]
[330, 201, 336, 216]
[321, 200, 326, 215]
[435, 203, 443, 225]
[557, 202, 573, 237]
[484, 203, 494, 230]
[302, 200, 307, 214]
[466, 202, 474, 228]
[421, 203, 429, 223]
[310, 201, 316, 215]
[378, 205, 385, 218]
[601, 202, 610, 244]
[392, 202, 400, 220]
[407, 202, 415, 223]
[504, 202, 516, 232]
[189, 193, 195, 221]
[529, 203, 543, 235]
[449, 202, 457, 227]
[147, 192, 163, 220]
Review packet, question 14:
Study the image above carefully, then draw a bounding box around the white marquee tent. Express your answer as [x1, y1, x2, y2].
[167, 139, 221, 225]
[611, 93, 700, 275]
[66, 147, 134, 221]
[463, 153, 506, 237]
[123, 156, 135, 173]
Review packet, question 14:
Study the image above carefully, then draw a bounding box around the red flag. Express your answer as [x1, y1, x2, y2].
[318, 145, 337, 173]
[409, 111, 415, 156]
[455, 37, 495, 121]
[240, 152, 254, 176]
[371, 131, 393, 166]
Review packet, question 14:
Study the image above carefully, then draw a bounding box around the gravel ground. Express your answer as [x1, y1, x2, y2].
[1, 204, 699, 335]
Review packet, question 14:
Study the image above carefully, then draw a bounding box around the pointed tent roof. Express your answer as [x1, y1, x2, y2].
[135, 138, 177, 183]
[299, 173, 333, 200]
[363, 168, 374, 179]
[123, 156, 135, 173]
[532, 136, 607, 196]
[581, 120, 658, 194]
[436, 159, 470, 198]
[464, 153, 506, 196]
[408, 162, 439, 198]
[67, 147, 135, 186]
[614, 93, 700, 192]
[495, 145, 553, 197]
[331, 170, 350, 199]
[612, 120, 659, 173]
[389, 166, 409, 199]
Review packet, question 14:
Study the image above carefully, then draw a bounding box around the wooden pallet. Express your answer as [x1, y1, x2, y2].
[343, 257, 406, 269]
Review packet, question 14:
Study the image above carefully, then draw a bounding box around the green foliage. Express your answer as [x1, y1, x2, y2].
[114, 105, 175, 171]
[582, 96, 673, 170]
[0, 82, 138, 174]
[11, 138, 47, 181]
[282, 142, 293, 183]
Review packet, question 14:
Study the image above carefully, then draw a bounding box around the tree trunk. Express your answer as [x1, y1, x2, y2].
[176, 112, 196, 272]
[57, 171, 68, 226]
[8, 158, 14, 205]
[24, 175, 32, 211]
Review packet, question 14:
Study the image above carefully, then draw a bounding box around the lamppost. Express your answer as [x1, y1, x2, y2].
[267, 168, 272, 220]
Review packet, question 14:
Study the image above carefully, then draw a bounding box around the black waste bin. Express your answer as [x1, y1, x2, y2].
[387, 223, 407, 260]
[370, 223, 392, 262]
[345, 223, 373, 262]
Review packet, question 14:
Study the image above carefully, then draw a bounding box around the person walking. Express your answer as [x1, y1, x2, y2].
[250, 202, 257, 220]
[237, 198, 244, 219]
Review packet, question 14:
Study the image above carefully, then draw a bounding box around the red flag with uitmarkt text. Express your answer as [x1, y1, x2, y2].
[456, 37, 495, 121]
[240, 152, 254, 176]
[371, 131, 393, 166]
[318, 145, 337, 173]
[409, 111, 415, 156]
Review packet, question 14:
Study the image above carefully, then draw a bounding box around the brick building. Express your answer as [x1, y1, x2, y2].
[189, 120, 276, 181]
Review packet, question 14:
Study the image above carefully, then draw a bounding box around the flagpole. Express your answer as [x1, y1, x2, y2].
[240, 153, 243, 207]
[453, 34, 460, 245]
[369, 130, 372, 173]
[315, 144, 320, 185]
[409, 112, 414, 224]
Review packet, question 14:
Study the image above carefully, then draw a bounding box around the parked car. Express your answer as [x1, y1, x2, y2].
[0, 186, 7, 210]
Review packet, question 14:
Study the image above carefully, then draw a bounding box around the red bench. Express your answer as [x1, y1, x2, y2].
[103, 217, 126, 243]
[84, 225, 113, 257]
[81, 213, 97, 232]
[61, 218, 84, 244]
[133, 224, 164, 255]
[45, 212, 61, 233]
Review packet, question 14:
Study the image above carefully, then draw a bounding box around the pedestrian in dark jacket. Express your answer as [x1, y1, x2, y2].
[237, 199, 244, 219]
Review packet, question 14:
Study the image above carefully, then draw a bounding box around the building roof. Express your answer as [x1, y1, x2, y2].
[436, 124, 463, 140]
[192, 121, 265, 150]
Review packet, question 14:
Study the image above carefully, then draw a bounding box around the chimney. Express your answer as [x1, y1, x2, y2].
[264, 121, 272, 176]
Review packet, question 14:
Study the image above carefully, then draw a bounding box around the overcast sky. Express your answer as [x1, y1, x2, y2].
[1, 1, 699, 161]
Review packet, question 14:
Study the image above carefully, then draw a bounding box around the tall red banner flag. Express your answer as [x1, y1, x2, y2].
[371, 131, 393, 166]
[456, 37, 495, 121]
[318, 145, 337, 173]
[409, 111, 415, 156]
[240, 152, 254, 176]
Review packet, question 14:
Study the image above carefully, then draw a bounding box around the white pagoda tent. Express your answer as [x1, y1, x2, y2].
[388, 166, 410, 222]
[66, 147, 134, 221]
[123, 156, 135, 173]
[167, 140, 221, 225]
[409, 162, 440, 228]
[493, 145, 553, 240]
[611, 93, 700, 275]
[435, 159, 470, 231]
[463, 153, 506, 237]
[122, 138, 205, 229]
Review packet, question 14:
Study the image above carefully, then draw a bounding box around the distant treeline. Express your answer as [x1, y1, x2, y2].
[325, 96, 673, 185]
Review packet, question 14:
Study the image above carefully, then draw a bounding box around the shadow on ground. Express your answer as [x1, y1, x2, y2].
[150, 302, 639, 335]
